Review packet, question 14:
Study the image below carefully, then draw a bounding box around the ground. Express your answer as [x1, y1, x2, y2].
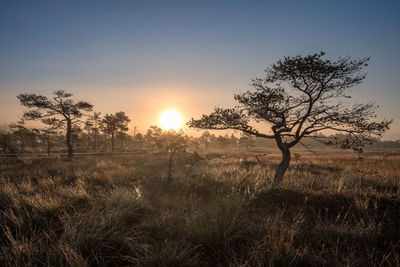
[0, 151, 399, 266]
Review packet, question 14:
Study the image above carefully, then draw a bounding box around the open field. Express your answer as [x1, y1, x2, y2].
[1, 152, 399, 266]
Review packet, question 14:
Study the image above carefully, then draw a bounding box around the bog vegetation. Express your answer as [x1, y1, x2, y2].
[0, 52, 398, 266]
[0, 152, 399, 266]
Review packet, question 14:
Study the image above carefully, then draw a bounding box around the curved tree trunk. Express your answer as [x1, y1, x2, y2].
[66, 119, 73, 158]
[274, 148, 291, 184]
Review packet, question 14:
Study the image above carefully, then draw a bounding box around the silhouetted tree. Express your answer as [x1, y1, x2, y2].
[189, 52, 392, 184]
[145, 126, 163, 152]
[0, 130, 16, 154]
[9, 119, 29, 152]
[83, 119, 93, 150]
[17, 90, 93, 158]
[28, 128, 40, 152]
[90, 112, 101, 151]
[133, 132, 144, 150]
[199, 130, 212, 151]
[153, 127, 187, 182]
[116, 131, 130, 151]
[162, 131, 186, 182]
[71, 124, 83, 149]
[135, 132, 144, 141]
[101, 112, 130, 152]
[40, 128, 56, 156]
[8, 118, 30, 152]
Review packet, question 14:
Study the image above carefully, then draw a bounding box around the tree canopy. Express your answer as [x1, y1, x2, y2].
[189, 52, 392, 183]
[101, 111, 130, 152]
[18, 90, 93, 158]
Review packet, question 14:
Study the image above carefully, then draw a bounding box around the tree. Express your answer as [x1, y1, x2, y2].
[116, 131, 131, 151]
[161, 131, 186, 182]
[83, 119, 93, 150]
[188, 52, 392, 184]
[151, 127, 187, 182]
[101, 112, 130, 152]
[9, 119, 28, 152]
[39, 128, 56, 156]
[90, 112, 102, 151]
[27, 128, 40, 152]
[133, 132, 144, 150]
[199, 130, 212, 151]
[17, 90, 93, 158]
[0, 130, 17, 154]
[71, 124, 83, 150]
[145, 126, 163, 152]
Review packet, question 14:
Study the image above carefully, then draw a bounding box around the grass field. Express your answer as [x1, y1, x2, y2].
[0, 152, 399, 266]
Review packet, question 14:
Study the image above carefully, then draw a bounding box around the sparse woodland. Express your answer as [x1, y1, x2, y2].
[0, 53, 399, 266]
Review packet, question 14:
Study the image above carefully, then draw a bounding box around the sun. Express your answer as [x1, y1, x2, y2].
[159, 110, 183, 130]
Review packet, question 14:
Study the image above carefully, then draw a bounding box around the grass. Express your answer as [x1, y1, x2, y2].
[0, 152, 399, 266]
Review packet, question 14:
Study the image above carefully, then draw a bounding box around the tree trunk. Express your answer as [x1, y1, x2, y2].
[66, 119, 73, 158]
[274, 148, 291, 184]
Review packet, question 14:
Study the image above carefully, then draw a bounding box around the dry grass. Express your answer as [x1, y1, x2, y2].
[0, 152, 399, 266]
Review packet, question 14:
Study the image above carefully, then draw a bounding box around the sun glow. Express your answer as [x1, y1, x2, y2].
[159, 110, 183, 130]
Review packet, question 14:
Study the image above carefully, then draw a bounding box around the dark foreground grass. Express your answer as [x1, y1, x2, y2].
[0, 152, 399, 266]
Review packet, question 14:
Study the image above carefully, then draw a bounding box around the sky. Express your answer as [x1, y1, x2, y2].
[0, 0, 399, 139]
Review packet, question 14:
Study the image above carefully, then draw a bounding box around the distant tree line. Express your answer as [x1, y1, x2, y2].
[0, 90, 257, 156]
[0, 121, 260, 155]
[0, 90, 291, 156]
[0, 91, 130, 157]
[1, 118, 397, 157]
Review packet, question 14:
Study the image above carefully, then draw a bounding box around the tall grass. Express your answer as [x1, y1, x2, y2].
[0, 152, 399, 266]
